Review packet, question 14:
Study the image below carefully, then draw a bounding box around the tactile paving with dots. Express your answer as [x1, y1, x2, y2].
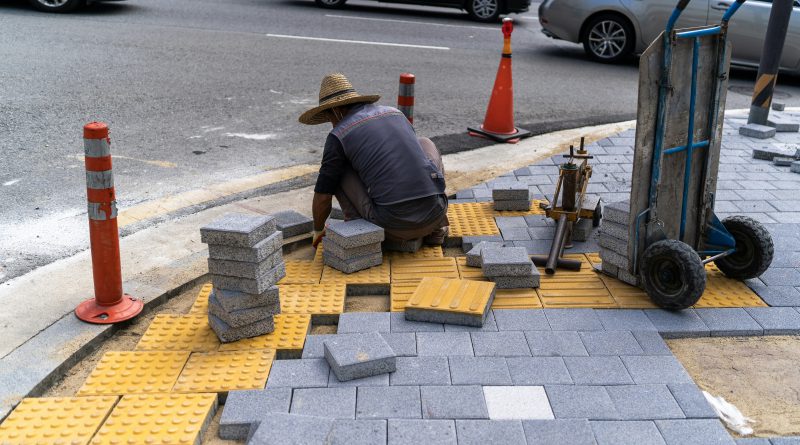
[279, 260, 324, 284]
[90, 393, 216, 445]
[391, 257, 460, 283]
[77, 351, 190, 396]
[390, 283, 420, 311]
[218, 313, 311, 353]
[492, 289, 543, 309]
[386, 245, 444, 260]
[447, 203, 500, 237]
[455, 257, 487, 281]
[278, 284, 346, 315]
[136, 314, 220, 352]
[406, 277, 496, 316]
[320, 261, 391, 285]
[188, 283, 213, 315]
[0, 396, 118, 445]
[173, 350, 275, 394]
[492, 199, 549, 217]
[537, 254, 617, 308]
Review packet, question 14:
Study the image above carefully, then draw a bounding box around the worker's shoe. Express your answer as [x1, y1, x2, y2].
[423, 226, 449, 246]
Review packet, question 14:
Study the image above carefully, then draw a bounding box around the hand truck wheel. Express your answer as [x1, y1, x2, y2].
[714, 216, 774, 279]
[641, 239, 706, 310]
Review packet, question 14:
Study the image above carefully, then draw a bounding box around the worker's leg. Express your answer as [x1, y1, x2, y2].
[417, 137, 449, 245]
[418, 137, 444, 175]
[335, 168, 375, 222]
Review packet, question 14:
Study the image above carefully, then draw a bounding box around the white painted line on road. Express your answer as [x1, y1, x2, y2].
[266, 33, 450, 50]
[325, 14, 496, 30]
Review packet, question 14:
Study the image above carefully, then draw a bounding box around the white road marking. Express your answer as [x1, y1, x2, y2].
[325, 14, 496, 30]
[266, 33, 450, 50]
[224, 132, 279, 140]
[2, 179, 20, 186]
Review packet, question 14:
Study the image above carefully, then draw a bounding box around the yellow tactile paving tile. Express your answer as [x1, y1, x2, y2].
[279, 260, 324, 284]
[406, 277, 495, 316]
[278, 284, 346, 315]
[493, 199, 549, 217]
[188, 283, 213, 315]
[696, 264, 767, 308]
[447, 202, 499, 237]
[136, 314, 221, 352]
[600, 276, 658, 309]
[90, 393, 217, 445]
[492, 289, 543, 309]
[173, 350, 275, 394]
[390, 283, 419, 312]
[391, 257, 460, 283]
[455, 257, 487, 281]
[0, 396, 118, 445]
[537, 254, 617, 308]
[320, 261, 391, 285]
[386, 245, 444, 259]
[77, 351, 190, 396]
[584, 252, 602, 267]
[218, 314, 311, 353]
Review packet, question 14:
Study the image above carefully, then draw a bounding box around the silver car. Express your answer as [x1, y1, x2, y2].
[538, 0, 800, 74]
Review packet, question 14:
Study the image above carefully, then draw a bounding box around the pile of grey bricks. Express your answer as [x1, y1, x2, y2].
[323, 219, 385, 274]
[739, 101, 800, 139]
[201, 213, 285, 342]
[598, 201, 638, 286]
[273, 210, 313, 239]
[492, 183, 531, 211]
[466, 241, 504, 267]
[481, 246, 540, 289]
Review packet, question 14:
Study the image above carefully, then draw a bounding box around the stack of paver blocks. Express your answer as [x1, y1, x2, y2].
[324, 332, 397, 382]
[481, 246, 540, 288]
[598, 200, 638, 286]
[201, 213, 285, 342]
[322, 219, 385, 274]
[492, 183, 531, 211]
[465, 241, 504, 267]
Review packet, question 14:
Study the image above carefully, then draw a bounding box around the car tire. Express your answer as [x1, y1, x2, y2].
[582, 13, 635, 64]
[314, 0, 347, 9]
[467, 0, 502, 22]
[28, 0, 84, 12]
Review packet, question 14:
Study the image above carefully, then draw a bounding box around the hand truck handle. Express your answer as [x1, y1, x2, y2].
[722, 0, 746, 23]
[666, 0, 691, 33]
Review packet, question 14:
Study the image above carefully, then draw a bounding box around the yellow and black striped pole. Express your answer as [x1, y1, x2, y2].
[747, 0, 793, 125]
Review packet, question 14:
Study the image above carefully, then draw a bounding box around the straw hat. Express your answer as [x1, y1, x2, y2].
[298, 73, 380, 125]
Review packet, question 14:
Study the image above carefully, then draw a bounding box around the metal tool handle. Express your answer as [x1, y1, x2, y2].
[721, 0, 746, 23]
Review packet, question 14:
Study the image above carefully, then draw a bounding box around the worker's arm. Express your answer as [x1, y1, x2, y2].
[312, 192, 333, 231]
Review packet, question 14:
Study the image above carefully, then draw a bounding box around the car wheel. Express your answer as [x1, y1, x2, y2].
[27, 0, 84, 12]
[582, 14, 635, 63]
[468, 0, 501, 22]
[314, 0, 347, 9]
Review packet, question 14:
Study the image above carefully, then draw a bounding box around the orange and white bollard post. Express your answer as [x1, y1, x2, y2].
[75, 122, 143, 324]
[398, 73, 415, 124]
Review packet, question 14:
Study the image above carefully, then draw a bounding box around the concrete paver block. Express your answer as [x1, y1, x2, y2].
[389, 356, 451, 386]
[525, 331, 589, 356]
[580, 331, 645, 356]
[404, 277, 496, 327]
[213, 286, 280, 313]
[606, 384, 685, 420]
[632, 331, 672, 355]
[598, 233, 629, 256]
[219, 388, 292, 440]
[472, 331, 531, 357]
[545, 309, 604, 331]
[481, 247, 535, 277]
[381, 333, 418, 356]
[564, 356, 633, 385]
[500, 227, 532, 241]
[265, 358, 330, 388]
[644, 309, 710, 338]
[572, 218, 594, 242]
[328, 368, 390, 387]
[545, 385, 619, 420]
[208, 313, 275, 343]
[772, 102, 786, 111]
[420, 385, 488, 419]
[338, 312, 391, 333]
[491, 275, 540, 289]
[694, 308, 763, 336]
[327, 219, 385, 249]
[774, 157, 795, 166]
[767, 436, 800, 444]
[323, 251, 383, 274]
[667, 384, 718, 419]
[591, 420, 667, 445]
[445, 310, 499, 332]
[247, 413, 334, 445]
[493, 184, 531, 201]
[599, 248, 630, 271]
[200, 213, 277, 248]
[494, 200, 533, 211]
[462, 235, 505, 252]
[383, 237, 423, 253]
[387, 419, 456, 444]
[415, 332, 474, 356]
[322, 238, 382, 261]
[324, 333, 397, 382]
[356, 386, 422, 419]
[751, 146, 797, 161]
[493, 309, 550, 331]
[466, 241, 504, 267]
[209, 253, 284, 281]
[522, 419, 595, 445]
[596, 310, 657, 331]
[455, 420, 527, 445]
[390, 312, 444, 332]
[448, 356, 512, 385]
[767, 115, 800, 133]
[290, 387, 356, 419]
[208, 293, 279, 328]
[599, 220, 628, 241]
[655, 419, 736, 445]
[273, 210, 313, 238]
[507, 357, 573, 385]
[604, 200, 630, 225]
[211, 261, 286, 294]
[621, 356, 693, 384]
[483, 386, 554, 420]
[744, 307, 800, 334]
[740, 123, 777, 139]
[330, 419, 387, 445]
[208, 231, 283, 263]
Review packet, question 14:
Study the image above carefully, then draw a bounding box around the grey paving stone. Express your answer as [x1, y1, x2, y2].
[382, 333, 418, 356]
[328, 368, 389, 387]
[500, 227, 532, 241]
[208, 251, 283, 280]
[357, 386, 421, 419]
[390, 312, 444, 333]
[448, 356, 512, 385]
[266, 358, 330, 388]
[337, 312, 391, 334]
[747, 284, 800, 307]
[325, 333, 396, 381]
[606, 385, 685, 420]
[247, 413, 334, 445]
[445, 310, 499, 332]
[200, 213, 277, 248]
[525, 331, 589, 356]
[773, 102, 786, 111]
[493, 309, 550, 331]
[507, 357, 573, 385]
[544, 309, 604, 331]
[273, 210, 313, 238]
[493, 184, 531, 201]
[752, 145, 797, 160]
[466, 241, 505, 267]
[572, 218, 594, 242]
[420, 385, 488, 419]
[580, 331, 645, 356]
[490, 274, 540, 289]
[668, 384, 717, 419]
[302, 334, 342, 359]
[545, 385, 619, 420]
[632, 331, 673, 355]
[387, 419, 456, 444]
[390, 356, 451, 386]
[599, 220, 628, 241]
[330, 419, 387, 445]
[792, 161, 800, 173]
[494, 200, 533, 211]
[483, 386, 554, 420]
[208, 313, 274, 343]
[604, 200, 631, 225]
[735, 438, 772, 445]
[598, 232, 628, 256]
[655, 419, 736, 445]
[695, 309, 764, 336]
[596, 310, 657, 331]
[741, 123, 777, 139]
[563, 356, 633, 385]
[600, 248, 630, 271]
[522, 419, 595, 445]
[591, 420, 667, 445]
[481, 247, 535, 277]
[462, 235, 505, 252]
[767, 115, 800, 132]
[644, 309, 710, 338]
[759, 267, 800, 287]
[322, 238, 382, 260]
[416, 332, 474, 356]
[323, 251, 383, 274]
[456, 420, 526, 445]
[770, 437, 800, 444]
[495, 216, 528, 229]
[213, 286, 280, 313]
[621, 356, 693, 384]
[210, 261, 286, 294]
[208, 297, 278, 330]
[456, 189, 475, 199]
[744, 307, 800, 334]
[219, 388, 292, 440]
[509, 239, 554, 255]
[208, 231, 283, 263]
[326, 219, 385, 249]
[471, 332, 531, 357]
[290, 387, 356, 419]
[525, 214, 553, 227]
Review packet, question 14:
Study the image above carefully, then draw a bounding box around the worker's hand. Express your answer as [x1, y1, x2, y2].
[312, 229, 326, 249]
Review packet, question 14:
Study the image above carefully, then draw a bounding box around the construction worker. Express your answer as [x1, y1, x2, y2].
[299, 73, 448, 248]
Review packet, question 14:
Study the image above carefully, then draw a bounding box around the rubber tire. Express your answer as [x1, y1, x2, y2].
[582, 13, 635, 64]
[714, 216, 774, 279]
[314, 0, 347, 9]
[467, 0, 502, 23]
[593, 202, 602, 227]
[28, 0, 84, 12]
[641, 239, 706, 310]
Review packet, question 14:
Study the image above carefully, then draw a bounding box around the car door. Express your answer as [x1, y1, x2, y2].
[707, 0, 800, 71]
[621, 0, 710, 49]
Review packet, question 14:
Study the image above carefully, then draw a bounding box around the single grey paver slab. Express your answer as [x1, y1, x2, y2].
[337, 312, 391, 334]
[390, 312, 444, 332]
[324, 332, 396, 382]
[668, 384, 718, 419]
[381, 333, 417, 356]
[247, 413, 334, 445]
[580, 331, 645, 356]
[466, 241, 504, 267]
[493, 309, 550, 331]
[302, 334, 344, 359]
[596, 310, 658, 331]
[494, 200, 533, 211]
[591, 420, 667, 445]
[207, 230, 283, 263]
[266, 358, 330, 388]
[632, 331, 673, 355]
[208, 252, 283, 280]
[210, 261, 286, 294]
[356, 386, 421, 419]
[415, 332, 474, 356]
[546, 385, 619, 420]
[606, 385, 685, 420]
[644, 310, 710, 338]
[741, 123, 777, 139]
[387, 419, 456, 445]
[290, 387, 356, 419]
[655, 419, 736, 445]
[471, 331, 531, 357]
[219, 388, 292, 440]
[462, 235, 505, 252]
[481, 247, 535, 277]
[448, 356, 512, 385]
[273, 210, 313, 238]
[522, 419, 595, 445]
[200, 213, 277, 248]
[695, 308, 763, 336]
[322, 238, 382, 260]
[544, 309, 604, 331]
[501, 227, 532, 241]
[493, 184, 531, 201]
[621, 356, 693, 384]
[328, 368, 389, 387]
[564, 356, 633, 385]
[767, 116, 800, 132]
[445, 310, 499, 332]
[456, 420, 526, 445]
[744, 307, 800, 334]
[326, 219, 385, 249]
[323, 251, 383, 274]
[506, 357, 573, 385]
[330, 419, 387, 445]
[389, 356, 451, 386]
[213, 286, 280, 313]
[483, 386, 554, 420]
[604, 200, 630, 225]
[525, 331, 589, 356]
[491, 275, 540, 289]
[208, 313, 274, 343]
[420, 385, 488, 419]
[773, 101, 786, 111]
[208, 293, 280, 328]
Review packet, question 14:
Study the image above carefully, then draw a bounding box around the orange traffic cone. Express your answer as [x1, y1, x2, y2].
[468, 18, 531, 144]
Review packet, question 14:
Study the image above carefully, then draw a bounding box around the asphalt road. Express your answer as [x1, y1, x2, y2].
[1, 0, 800, 282]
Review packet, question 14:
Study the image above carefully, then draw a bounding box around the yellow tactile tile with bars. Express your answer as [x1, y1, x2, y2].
[173, 350, 275, 394]
[447, 203, 499, 237]
[386, 245, 444, 260]
[493, 199, 549, 217]
[405, 277, 496, 316]
[320, 261, 391, 285]
[537, 254, 618, 308]
[218, 313, 311, 353]
[601, 276, 657, 309]
[188, 283, 213, 314]
[135, 314, 221, 352]
[391, 257, 460, 283]
[390, 283, 420, 311]
[455, 256, 487, 281]
[77, 351, 190, 396]
[278, 284, 346, 316]
[493, 289, 543, 309]
[280, 260, 324, 284]
[89, 393, 216, 445]
[0, 396, 118, 445]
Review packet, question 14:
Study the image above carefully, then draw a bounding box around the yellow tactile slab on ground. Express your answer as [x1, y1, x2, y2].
[537, 254, 617, 308]
[320, 261, 391, 285]
[391, 257, 460, 283]
[77, 351, 190, 396]
[455, 257, 487, 281]
[697, 263, 767, 308]
[90, 393, 217, 445]
[600, 276, 658, 309]
[493, 289, 543, 309]
[493, 199, 549, 217]
[447, 202, 499, 237]
[218, 314, 311, 353]
[136, 314, 221, 352]
[0, 396, 118, 445]
[280, 260, 324, 284]
[278, 284, 346, 315]
[173, 350, 275, 394]
[386, 245, 444, 259]
[406, 277, 496, 316]
[390, 283, 420, 311]
[188, 283, 213, 314]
